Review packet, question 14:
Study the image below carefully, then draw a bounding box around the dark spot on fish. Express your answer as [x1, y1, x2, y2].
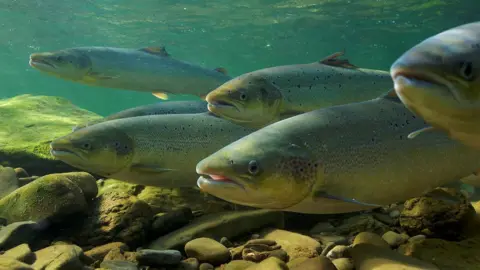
[24, 124, 35, 128]
[309, 85, 312, 90]
[338, 84, 341, 88]
[297, 84, 301, 88]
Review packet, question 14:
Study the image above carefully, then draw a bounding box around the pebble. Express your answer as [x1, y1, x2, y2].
[223, 260, 256, 270]
[326, 245, 350, 259]
[389, 210, 401, 218]
[314, 235, 349, 246]
[245, 257, 287, 270]
[100, 260, 139, 270]
[309, 221, 336, 235]
[288, 256, 337, 270]
[0, 256, 33, 270]
[2, 243, 35, 264]
[220, 237, 233, 248]
[353, 232, 390, 249]
[408, 235, 426, 243]
[151, 207, 194, 237]
[199, 262, 214, 270]
[382, 231, 409, 248]
[184, 237, 230, 265]
[84, 242, 129, 261]
[332, 258, 355, 270]
[175, 258, 199, 270]
[32, 244, 87, 270]
[0, 221, 41, 250]
[261, 229, 321, 260]
[13, 168, 29, 178]
[136, 249, 182, 266]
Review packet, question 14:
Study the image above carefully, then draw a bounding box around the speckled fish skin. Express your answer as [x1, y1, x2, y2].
[390, 21, 480, 149]
[73, 100, 208, 131]
[196, 94, 480, 214]
[29, 46, 231, 99]
[206, 55, 393, 128]
[50, 112, 255, 188]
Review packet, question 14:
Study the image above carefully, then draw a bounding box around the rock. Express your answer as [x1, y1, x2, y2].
[372, 213, 395, 226]
[0, 221, 44, 250]
[326, 245, 350, 259]
[334, 214, 390, 236]
[0, 95, 101, 175]
[100, 260, 138, 270]
[13, 168, 29, 179]
[408, 235, 426, 243]
[398, 235, 480, 270]
[65, 190, 153, 249]
[220, 237, 233, 248]
[389, 210, 400, 218]
[0, 166, 19, 199]
[244, 257, 287, 270]
[32, 244, 88, 270]
[151, 207, 194, 237]
[0, 173, 89, 224]
[309, 221, 336, 235]
[351, 243, 439, 270]
[400, 187, 475, 240]
[382, 231, 409, 248]
[2, 244, 35, 264]
[288, 256, 337, 270]
[51, 172, 98, 201]
[97, 179, 142, 197]
[240, 239, 287, 262]
[103, 248, 138, 263]
[222, 260, 256, 270]
[353, 232, 390, 249]
[148, 209, 284, 250]
[0, 256, 33, 270]
[184, 238, 230, 265]
[286, 257, 309, 268]
[138, 186, 244, 214]
[332, 258, 354, 270]
[199, 262, 214, 269]
[313, 235, 349, 246]
[84, 242, 129, 261]
[174, 258, 199, 270]
[260, 229, 321, 261]
[136, 249, 182, 266]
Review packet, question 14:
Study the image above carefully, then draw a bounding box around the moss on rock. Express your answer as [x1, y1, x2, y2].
[0, 94, 102, 175]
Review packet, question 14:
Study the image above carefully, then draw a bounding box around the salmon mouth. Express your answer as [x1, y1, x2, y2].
[50, 144, 83, 160]
[29, 57, 56, 69]
[196, 170, 244, 190]
[391, 68, 459, 102]
[207, 100, 239, 111]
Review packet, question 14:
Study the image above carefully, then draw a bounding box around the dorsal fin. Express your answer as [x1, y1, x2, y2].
[319, 49, 358, 69]
[139, 47, 170, 57]
[214, 67, 228, 75]
[379, 88, 401, 102]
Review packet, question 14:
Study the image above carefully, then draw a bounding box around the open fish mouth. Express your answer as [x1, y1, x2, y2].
[50, 146, 83, 160]
[207, 100, 240, 111]
[391, 68, 459, 102]
[29, 57, 56, 69]
[196, 173, 244, 189]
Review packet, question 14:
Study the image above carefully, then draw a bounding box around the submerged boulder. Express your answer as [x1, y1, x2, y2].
[0, 94, 101, 175]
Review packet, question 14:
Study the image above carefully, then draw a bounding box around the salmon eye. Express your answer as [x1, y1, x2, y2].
[460, 61, 474, 80]
[248, 160, 260, 175]
[240, 93, 247, 101]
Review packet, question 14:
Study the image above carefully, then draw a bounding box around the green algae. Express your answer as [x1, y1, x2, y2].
[0, 94, 102, 175]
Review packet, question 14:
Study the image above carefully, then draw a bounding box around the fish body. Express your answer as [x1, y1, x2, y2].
[73, 100, 208, 131]
[50, 112, 255, 187]
[196, 94, 480, 214]
[29, 46, 231, 99]
[206, 51, 393, 128]
[390, 22, 480, 149]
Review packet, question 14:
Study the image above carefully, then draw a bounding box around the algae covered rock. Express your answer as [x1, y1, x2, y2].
[0, 172, 96, 224]
[399, 187, 475, 240]
[0, 94, 101, 175]
[0, 165, 19, 199]
[64, 190, 153, 249]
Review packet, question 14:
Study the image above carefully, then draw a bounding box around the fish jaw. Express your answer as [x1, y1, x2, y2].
[29, 50, 91, 81]
[29, 53, 58, 72]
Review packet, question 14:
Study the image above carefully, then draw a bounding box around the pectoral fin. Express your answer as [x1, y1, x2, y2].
[131, 164, 177, 173]
[313, 190, 382, 207]
[407, 126, 438, 139]
[84, 72, 119, 82]
[152, 92, 170, 100]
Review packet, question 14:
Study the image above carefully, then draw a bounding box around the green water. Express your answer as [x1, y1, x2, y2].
[0, 0, 475, 116]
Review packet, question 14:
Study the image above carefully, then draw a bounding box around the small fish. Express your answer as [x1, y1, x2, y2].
[50, 112, 255, 188]
[390, 21, 480, 150]
[196, 93, 480, 214]
[72, 100, 208, 131]
[29, 46, 231, 100]
[205, 50, 394, 128]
